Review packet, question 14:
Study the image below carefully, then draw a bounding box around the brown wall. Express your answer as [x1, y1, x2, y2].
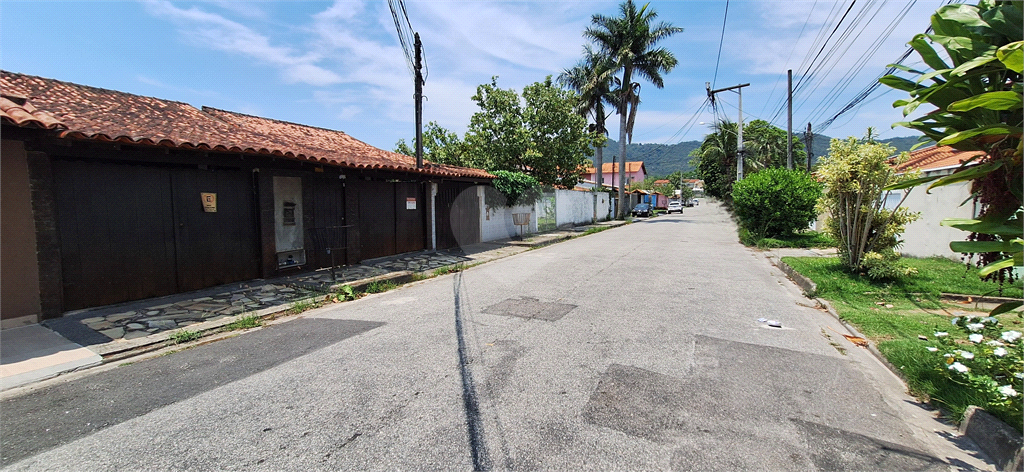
[1, 139, 42, 326]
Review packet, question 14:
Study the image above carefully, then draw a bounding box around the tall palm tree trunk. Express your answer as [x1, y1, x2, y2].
[616, 67, 632, 219]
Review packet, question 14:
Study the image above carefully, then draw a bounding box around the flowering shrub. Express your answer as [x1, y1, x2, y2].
[929, 316, 1023, 428]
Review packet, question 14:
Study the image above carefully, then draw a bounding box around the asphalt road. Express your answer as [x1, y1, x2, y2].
[0, 202, 994, 471]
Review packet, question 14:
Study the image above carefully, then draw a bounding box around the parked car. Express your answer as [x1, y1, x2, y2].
[631, 202, 653, 217]
[683, 199, 694, 207]
[692, 198, 699, 206]
[667, 201, 683, 214]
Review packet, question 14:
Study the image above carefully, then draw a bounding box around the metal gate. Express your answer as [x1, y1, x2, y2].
[357, 180, 426, 261]
[53, 159, 260, 310]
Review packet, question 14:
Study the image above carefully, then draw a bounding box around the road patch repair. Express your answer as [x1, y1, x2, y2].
[482, 297, 577, 321]
[584, 335, 949, 470]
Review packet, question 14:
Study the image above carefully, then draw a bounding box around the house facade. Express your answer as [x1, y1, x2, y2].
[892, 145, 983, 260]
[1, 71, 491, 327]
[582, 161, 646, 189]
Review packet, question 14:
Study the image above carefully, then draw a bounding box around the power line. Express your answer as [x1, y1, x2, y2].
[711, 0, 730, 90]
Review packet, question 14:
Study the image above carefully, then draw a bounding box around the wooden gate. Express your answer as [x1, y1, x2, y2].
[358, 180, 426, 261]
[53, 159, 260, 310]
[436, 181, 480, 250]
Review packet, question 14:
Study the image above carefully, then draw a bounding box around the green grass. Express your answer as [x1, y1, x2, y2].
[582, 226, 610, 236]
[747, 230, 836, 249]
[223, 314, 262, 331]
[783, 255, 1023, 429]
[432, 265, 463, 277]
[289, 298, 324, 314]
[169, 329, 202, 344]
[364, 280, 398, 294]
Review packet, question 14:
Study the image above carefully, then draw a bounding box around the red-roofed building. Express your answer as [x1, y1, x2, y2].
[1, 71, 491, 323]
[582, 161, 646, 189]
[892, 145, 983, 259]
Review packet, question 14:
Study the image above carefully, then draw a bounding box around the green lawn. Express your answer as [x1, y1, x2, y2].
[782, 255, 1023, 430]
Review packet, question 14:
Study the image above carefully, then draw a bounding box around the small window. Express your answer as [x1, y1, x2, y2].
[283, 201, 296, 226]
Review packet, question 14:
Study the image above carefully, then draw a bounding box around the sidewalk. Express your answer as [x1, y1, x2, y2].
[0, 220, 628, 391]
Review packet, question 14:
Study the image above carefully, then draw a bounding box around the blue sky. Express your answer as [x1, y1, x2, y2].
[1, 1, 943, 152]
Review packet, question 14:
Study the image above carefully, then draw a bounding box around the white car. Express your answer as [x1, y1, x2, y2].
[667, 201, 683, 214]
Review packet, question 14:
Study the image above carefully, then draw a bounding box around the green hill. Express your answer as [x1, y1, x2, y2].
[598, 135, 931, 178]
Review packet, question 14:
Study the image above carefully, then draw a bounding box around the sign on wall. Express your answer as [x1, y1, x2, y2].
[406, 197, 416, 210]
[201, 192, 217, 212]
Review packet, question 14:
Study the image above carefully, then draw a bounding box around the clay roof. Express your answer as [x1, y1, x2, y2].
[0, 71, 491, 180]
[0, 94, 66, 129]
[653, 179, 670, 185]
[585, 161, 645, 174]
[895, 145, 984, 173]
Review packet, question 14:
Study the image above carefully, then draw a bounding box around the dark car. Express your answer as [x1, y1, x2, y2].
[631, 203, 653, 217]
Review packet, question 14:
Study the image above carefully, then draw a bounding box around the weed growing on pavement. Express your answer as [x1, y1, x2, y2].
[582, 226, 610, 236]
[432, 264, 463, 277]
[335, 285, 359, 301]
[224, 314, 262, 331]
[170, 329, 201, 344]
[289, 298, 324, 314]
[364, 280, 398, 294]
[784, 255, 1023, 431]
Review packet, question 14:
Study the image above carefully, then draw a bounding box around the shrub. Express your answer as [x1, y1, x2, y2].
[732, 167, 822, 240]
[817, 135, 920, 271]
[860, 250, 918, 280]
[487, 170, 544, 207]
[929, 316, 1023, 431]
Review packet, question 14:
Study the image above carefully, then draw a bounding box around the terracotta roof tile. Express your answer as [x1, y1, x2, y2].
[894, 145, 984, 173]
[0, 94, 66, 129]
[0, 71, 491, 180]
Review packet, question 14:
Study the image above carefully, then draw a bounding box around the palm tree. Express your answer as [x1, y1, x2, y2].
[558, 45, 615, 190]
[585, 0, 682, 218]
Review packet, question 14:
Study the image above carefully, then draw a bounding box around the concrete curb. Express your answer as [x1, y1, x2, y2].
[68, 221, 634, 369]
[770, 256, 1024, 471]
[960, 406, 1024, 471]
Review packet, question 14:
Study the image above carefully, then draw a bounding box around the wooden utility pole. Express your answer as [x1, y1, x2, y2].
[707, 82, 751, 181]
[787, 69, 793, 170]
[804, 122, 813, 172]
[414, 33, 424, 169]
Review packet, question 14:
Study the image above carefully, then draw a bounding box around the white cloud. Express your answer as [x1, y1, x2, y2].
[143, 0, 342, 86]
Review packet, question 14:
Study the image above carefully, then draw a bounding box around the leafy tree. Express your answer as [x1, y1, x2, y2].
[584, 0, 683, 219]
[690, 119, 809, 201]
[732, 167, 821, 240]
[394, 121, 471, 167]
[817, 135, 920, 276]
[881, 1, 1022, 302]
[690, 120, 738, 200]
[559, 45, 616, 189]
[465, 77, 595, 188]
[743, 120, 808, 171]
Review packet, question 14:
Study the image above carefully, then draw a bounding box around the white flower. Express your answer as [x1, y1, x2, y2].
[987, 340, 1005, 347]
[993, 347, 1007, 357]
[969, 334, 984, 343]
[1001, 331, 1022, 342]
[967, 323, 985, 332]
[959, 351, 975, 360]
[948, 362, 969, 373]
[982, 317, 998, 324]
[998, 385, 1019, 397]
[944, 353, 954, 358]
[951, 317, 960, 325]
[926, 347, 939, 352]
[935, 332, 949, 337]
[1016, 372, 1024, 379]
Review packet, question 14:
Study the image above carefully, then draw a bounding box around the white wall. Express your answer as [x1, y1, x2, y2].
[555, 189, 596, 227]
[480, 184, 537, 242]
[899, 178, 975, 260]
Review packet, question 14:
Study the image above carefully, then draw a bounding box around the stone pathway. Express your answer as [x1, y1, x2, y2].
[74, 284, 320, 342]
[57, 249, 477, 344]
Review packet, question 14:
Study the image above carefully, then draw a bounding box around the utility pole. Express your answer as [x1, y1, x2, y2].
[804, 122, 813, 172]
[787, 69, 793, 170]
[414, 33, 424, 169]
[707, 82, 751, 181]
